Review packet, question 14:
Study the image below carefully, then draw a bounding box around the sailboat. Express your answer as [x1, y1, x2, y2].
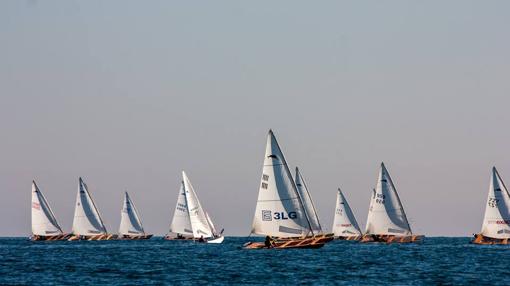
[68, 178, 116, 241]
[30, 181, 70, 241]
[361, 163, 423, 243]
[472, 167, 510, 245]
[119, 192, 153, 240]
[244, 130, 334, 249]
[332, 188, 362, 240]
[164, 171, 224, 243]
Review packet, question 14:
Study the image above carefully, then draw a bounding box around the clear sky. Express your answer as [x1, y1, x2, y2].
[1, 0, 510, 236]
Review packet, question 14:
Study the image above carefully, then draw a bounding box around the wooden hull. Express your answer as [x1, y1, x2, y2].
[31, 234, 72, 241]
[472, 234, 510, 245]
[360, 234, 424, 244]
[244, 234, 334, 250]
[68, 234, 117, 241]
[335, 235, 362, 241]
[119, 234, 153, 240]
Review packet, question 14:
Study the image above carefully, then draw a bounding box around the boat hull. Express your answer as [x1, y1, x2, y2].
[119, 234, 153, 240]
[471, 234, 510, 245]
[68, 234, 118, 241]
[360, 234, 424, 244]
[30, 234, 72, 241]
[163, 235, 195, 241]
[207, 236, 224, 244]
[335, 235, 362, 241]
[244, 234, 334, 250]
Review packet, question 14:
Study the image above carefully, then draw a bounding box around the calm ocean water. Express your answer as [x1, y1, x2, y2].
[1, 237, 509, 285]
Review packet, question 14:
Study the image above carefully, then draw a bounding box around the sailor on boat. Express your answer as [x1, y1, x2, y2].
[472, 167, 510, 245]
[244, 130, 334, 250]
[361, 163, 424, 244]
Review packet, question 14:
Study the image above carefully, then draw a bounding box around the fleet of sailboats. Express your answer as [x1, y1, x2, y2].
[164, 171, 224, 243]
[29, 130, 510, 247]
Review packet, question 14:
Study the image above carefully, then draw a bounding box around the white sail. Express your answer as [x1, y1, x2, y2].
[119, 192, 145, 236]
[205, 212, 217, 236]
[71, 178, 107, 236]
[183, 171, 214, 238]
[365, 163, 412, 236]
[480, 167, 510, 239]
[295, 167, 322, 233]
[31, 181, 63, 236]
[332, 188, 361, 237]
[251, 130, 312, 237]
[169, 181, 194, 237]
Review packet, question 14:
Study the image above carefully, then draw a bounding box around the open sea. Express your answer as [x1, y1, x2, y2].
[1, 237, 509, 285]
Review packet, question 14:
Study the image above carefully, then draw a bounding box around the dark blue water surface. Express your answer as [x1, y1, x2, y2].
[1, 237, 509, 285]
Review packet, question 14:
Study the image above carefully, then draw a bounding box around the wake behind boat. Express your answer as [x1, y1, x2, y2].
[361, 163, 423, 243]
[244, 130, 333, 250]
[332, 188, 362, 241]
[68, 178, 116, 241]
[118, 192, 153, 240]
[472, 167, 510, 245]
[30, 181, 70, 241]
[164, 171, 224, 243]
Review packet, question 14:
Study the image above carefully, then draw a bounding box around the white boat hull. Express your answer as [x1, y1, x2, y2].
[207, 236, 224, 244]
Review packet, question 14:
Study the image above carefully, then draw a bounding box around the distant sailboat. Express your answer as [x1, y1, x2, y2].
[332, 188, 362, 240]
[69, 178, 115, 241]
[119, 192, 153, 240]
[31, 181, 70, 241]
[244, 130, 333, 249]
[472, 167, 510, 245]
[361, 163, 423, 243]
[165, 171, 224, 243]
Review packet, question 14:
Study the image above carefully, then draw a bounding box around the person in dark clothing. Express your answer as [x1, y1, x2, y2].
[264, 235, 273, 248]
[198, 235, 206, 243]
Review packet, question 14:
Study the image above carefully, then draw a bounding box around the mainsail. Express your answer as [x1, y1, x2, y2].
[119, 192, 146, 236]
[251, 130, 313, 237]
[31, 181, 63, 236]
[169, 180, 194, 237]
[365, 163, 412, 236]
[295, 167, 322, 233]
[480, 167, 510, 239]
[332, 188, 361, 237]
[71, 178, 107, 236]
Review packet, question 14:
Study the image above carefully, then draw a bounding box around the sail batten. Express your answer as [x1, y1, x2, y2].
[480, 167, 510, 239]
[332, 188, 361, 237]
[31, 181, 63, 236]
[365, 163, 412, 236]
[71, 178, 107, 236]
[119, 192, 146, 236]
[251, 130, 312, 237]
